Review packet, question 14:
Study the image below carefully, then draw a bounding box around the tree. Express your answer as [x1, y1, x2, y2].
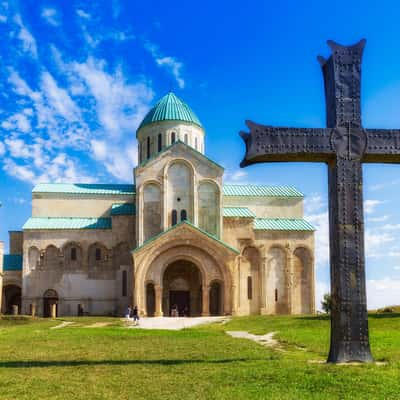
[321, 293, 332, 314]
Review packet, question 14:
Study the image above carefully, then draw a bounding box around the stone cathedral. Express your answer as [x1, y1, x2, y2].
[0, 92, 315, 317]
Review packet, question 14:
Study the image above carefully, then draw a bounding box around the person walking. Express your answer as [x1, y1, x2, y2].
[132, 305, 140, 325]
[125, 306, 131, 320]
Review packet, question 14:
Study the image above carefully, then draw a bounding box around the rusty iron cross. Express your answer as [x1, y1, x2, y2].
[240, 39, 400, 363]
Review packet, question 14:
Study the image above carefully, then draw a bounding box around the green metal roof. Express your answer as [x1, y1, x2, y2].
[33, 183, 135, 196]
[223, 207, 255, 218]
[254, 218, 315, 231]
[223, 185, 303, 197]
[23, 217, 112, 230]
[137, 92, 202, 131]
[3, 254, 23, 271]
[132, 220, 239, 254]
[111, 203, 136, 216]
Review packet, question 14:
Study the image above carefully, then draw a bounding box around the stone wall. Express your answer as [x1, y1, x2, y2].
[9, 231, 23, 254]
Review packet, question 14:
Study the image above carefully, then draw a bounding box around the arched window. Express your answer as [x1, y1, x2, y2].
[71, 248, 77, 261]
[171, 132, 176, 144]
[275, 288, 278, 302]
[95, 248, 101, 261]
[158, 133, 162, 152]
[172, 209, 178, 225]
[122, 270, 127, 297]
[247, 276, 253, 300]
[147, 136, 151, 159]
[195, 137, 198, 150]
[181, 209, 187, 221]
[184, 133, 188, 144]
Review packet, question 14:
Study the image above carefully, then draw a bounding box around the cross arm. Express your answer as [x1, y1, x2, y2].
[364, 129, 400, 163]
[240, 120, 334, 167]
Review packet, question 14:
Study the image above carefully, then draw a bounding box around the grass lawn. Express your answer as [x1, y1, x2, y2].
[0, 314, 399, 399]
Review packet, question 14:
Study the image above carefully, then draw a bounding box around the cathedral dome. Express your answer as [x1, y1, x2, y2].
[137, 92, 202, 132]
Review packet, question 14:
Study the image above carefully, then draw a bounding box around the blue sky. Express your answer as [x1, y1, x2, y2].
[1, 0, 400, 309]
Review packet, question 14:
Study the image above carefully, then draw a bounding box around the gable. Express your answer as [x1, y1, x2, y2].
[136, 141, 224, 176]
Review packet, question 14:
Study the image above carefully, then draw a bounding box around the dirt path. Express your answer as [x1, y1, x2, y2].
[226, 330, 284, 351]
[51, 321, 75, 329]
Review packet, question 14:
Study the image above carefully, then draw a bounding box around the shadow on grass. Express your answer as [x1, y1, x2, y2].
[0, 358, 267, 369]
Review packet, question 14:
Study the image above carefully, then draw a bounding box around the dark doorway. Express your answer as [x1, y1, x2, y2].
[43, 289, 58, 317]
[162, 260, 202, 316]
[3, 285, 21, 314]
[169, 290, 190, 316]
[209, 282, 222, 316]
[146, 283, 155, 317]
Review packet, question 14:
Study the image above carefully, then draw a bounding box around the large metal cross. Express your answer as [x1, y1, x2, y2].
[240, 39, 400, 363]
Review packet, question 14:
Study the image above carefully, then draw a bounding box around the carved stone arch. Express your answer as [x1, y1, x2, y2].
[43, 245, 60, 270]
[138, 243, 232, 316]
[266, 245, 288, 314]
[88, 242, 109, 265]
[292, 246, 313, 314]
[28, 246, 40, 271]
[62, 241, 83, 269]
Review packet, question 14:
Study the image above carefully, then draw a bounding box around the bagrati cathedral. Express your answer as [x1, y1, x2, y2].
[0, 92, 316, 318]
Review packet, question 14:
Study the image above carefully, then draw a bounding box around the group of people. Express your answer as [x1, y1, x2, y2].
[170, 304, 189, 317]
[125, 305, 140, 325]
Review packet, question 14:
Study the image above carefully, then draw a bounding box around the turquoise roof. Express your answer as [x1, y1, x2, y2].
[223, 207, 255, 218]
[254, 218, 315, 231]
[137, 92, 202, 131]
[133, 220, 239, 254]
[23, 217, 112, 230]
[223, 185, 303, 197]
[111, 203, 136, 216]
[33, 183, 135, 196]
[3, 254, 23, 271]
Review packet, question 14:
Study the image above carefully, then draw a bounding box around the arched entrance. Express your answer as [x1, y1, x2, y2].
[2, 285, 21, 314]
[162, 260, 202, 316]
[209, 281, 222, 316]
[43, 289, 58, 317]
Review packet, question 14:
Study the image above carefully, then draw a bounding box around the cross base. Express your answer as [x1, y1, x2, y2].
[327, 341, 373, 363]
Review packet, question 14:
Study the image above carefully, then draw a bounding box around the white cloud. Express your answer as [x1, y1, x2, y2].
[145, 42, 185, 89]
[364, 199, 385, 214]
[304, 194, 329, 270]
[13, 13, 38, 58]
[76, 9, 91, 19]
[365, 230, 395, 258]
[156, 56, 185, 89]
[0, 141, 5, 156]
[393, 266, 400, 270]
[381, 223, 400, 231]
[225, 169, 248, 183]
[315, 281, 330, 311]
[41, 7, 59, 26]
[367, 215, 389, 223]
[367, 278, 400, 309]
[0, 14, 6, 23]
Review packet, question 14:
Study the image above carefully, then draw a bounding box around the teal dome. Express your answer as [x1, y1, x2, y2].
[137, 92, 202, 131]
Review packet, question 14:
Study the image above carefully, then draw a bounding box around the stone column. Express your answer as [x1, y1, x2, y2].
[51, 303, 57, 318]
[12, 305, 18, 315]
[286, 244, 293, 315]
[154, 285, 163, 317]
[202, 285, 210, 316]
[31, 303, 36, 317]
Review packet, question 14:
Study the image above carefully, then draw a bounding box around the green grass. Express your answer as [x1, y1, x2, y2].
[0, 314, 399, 399]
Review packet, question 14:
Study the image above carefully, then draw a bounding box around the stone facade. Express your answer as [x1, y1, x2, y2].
[1, 92, 315, 317]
